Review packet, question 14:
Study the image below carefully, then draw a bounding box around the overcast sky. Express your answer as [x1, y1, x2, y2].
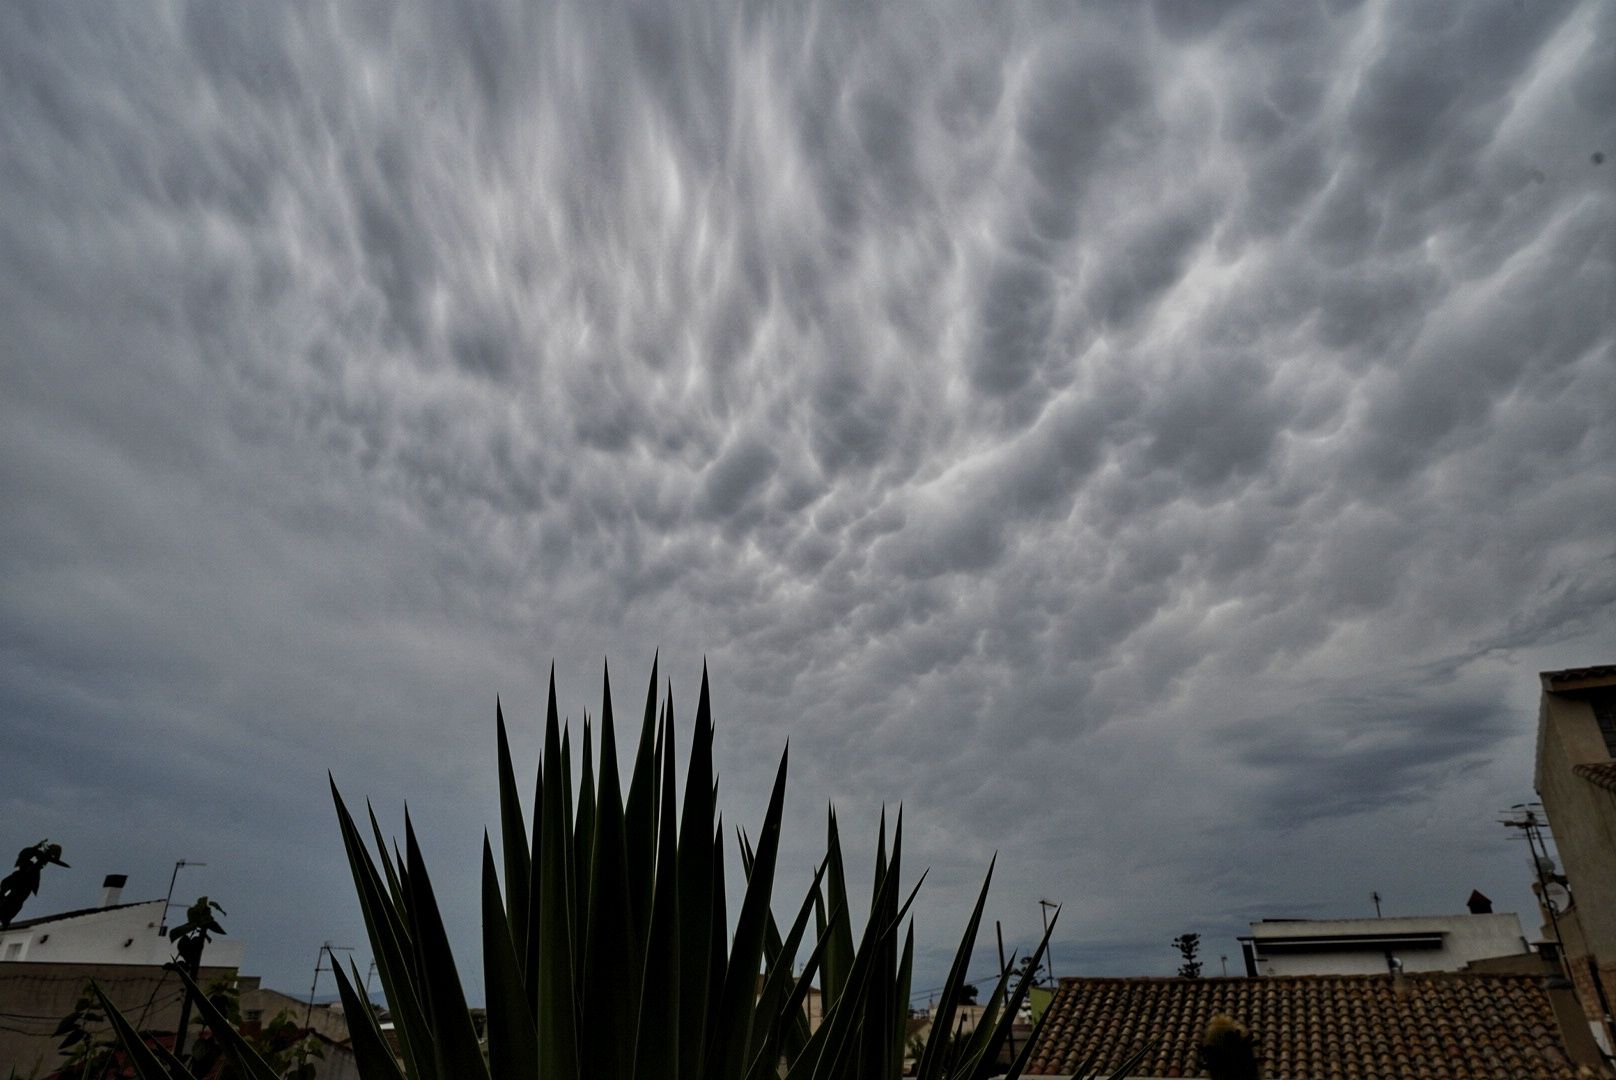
[2, 0, 1613, 1001]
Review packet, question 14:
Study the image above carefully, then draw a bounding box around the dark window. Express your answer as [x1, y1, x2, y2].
[1594, 692, 1616, 758]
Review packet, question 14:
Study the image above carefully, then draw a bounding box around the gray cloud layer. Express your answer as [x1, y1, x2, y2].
[2, 0, 1613, 995]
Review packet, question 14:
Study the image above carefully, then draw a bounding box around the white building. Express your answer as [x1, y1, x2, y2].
[0, 876, 244, 968]
[1238, 912, 1529, 977]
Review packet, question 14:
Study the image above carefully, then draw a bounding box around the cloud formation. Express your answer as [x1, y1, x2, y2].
[2, 0, 1613, 994]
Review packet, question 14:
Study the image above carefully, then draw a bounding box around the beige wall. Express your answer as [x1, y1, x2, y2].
[1535, 681, 1616, 1046]
[0, 961, 233, 1077]
[1537, 694, 1616, 960]
[240, 986, 354, 1045]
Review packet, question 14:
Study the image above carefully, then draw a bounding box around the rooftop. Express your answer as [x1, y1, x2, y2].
[1026, 973, 1585, 1079]
[1540, 665, 1616, 692]
[1, 899, 161, 933]
[1572, 760, 1616, 792]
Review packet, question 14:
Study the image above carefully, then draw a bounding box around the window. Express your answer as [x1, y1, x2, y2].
[1593, 691, 1616, 758]
[4, 943, 21, 960]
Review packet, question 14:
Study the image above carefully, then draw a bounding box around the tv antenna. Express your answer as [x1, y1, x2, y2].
[160, 860, 207, 934]
[306, 941, 355, 1025]
[1498, 803, 1571, 980]
[1038, 898, 1060, 983]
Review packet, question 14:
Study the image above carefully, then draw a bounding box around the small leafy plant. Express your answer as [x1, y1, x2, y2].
[96, 661, 1139, 1079]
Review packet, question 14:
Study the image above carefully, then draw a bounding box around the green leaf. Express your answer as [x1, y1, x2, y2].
[331, 957, 407, 1080]
[785, 862, 923, 1080]
[90, 980, 196, 1080]
[745, 860, 826, 1080]
[332, 778, 431, 1080]
[964, 907, 1060, 1078]
[573, 714, 595, 990]
[535, 670, 581, 1080]
[818, 808, 855, 1013]
[892, 920, 914, 1080]
[916, 855, 996, 1080]
[631, 697, 681, 1080]
[709, 746, 789, 1079]
[495, 698, 532, 965]
[402, 816, 489, 1079]
[523, 675, 548, 1021]
[481, 836, 538, 1080]
[580, 663, 639, 1080]
[622, 653, 661, 939]
[675, 667, 716, 1080]
[172, 966, 282, 1080]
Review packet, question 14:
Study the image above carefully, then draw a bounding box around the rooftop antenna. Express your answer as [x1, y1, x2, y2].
[996, 920, 1017, 1062]
[160, 860, 206, 934]
[1498, 803, 1572, 981]
[1372, 891, 1382, 918]
[306, 941, 354, 1026]
[1038, 898, 1060, 983]
[1221, 955, 1229, 977]
[364, 958, 379, 1001]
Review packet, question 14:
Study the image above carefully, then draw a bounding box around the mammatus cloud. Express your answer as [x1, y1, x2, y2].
[2, 0, 1612, 995]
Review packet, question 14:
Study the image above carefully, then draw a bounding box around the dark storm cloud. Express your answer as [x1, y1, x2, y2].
[2, 0, 1614, 995]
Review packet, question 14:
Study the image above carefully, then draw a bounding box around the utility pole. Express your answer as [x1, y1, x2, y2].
[997, 921, 1017, 1063]
[306, 942, 354, 1026]
[1038, 899, 1059, 984]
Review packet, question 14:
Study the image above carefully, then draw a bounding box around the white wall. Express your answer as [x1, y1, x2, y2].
[0, 900, 245, 968]
[1248, 914, 1527, 976]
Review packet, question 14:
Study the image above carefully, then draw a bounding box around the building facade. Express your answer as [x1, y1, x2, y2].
[1534, 663, 1616, 1053]
[1238, 912, 1529, 977]
[0, 897, 244, 968]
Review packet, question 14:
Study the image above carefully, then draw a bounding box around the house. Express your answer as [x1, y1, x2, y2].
[0, 875, 246, 1075]
[1024, 972, 1605, 1078]
[239, 984, 355, 1046]
[1237, 909, 1530, 977]
[0, 959, 242, 1075]
[0, 876, 243, 968]
[1535, 664, 1616, 1053]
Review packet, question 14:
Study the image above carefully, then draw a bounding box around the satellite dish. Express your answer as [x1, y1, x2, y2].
[1543, 881, 1572, 913]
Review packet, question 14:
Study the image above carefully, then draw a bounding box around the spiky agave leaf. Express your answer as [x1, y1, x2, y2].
[331, 956, 406, 1080]
[580, 664, 640, 1080]
[313, 660, 1121, 1080]
[91, 981, 200, 1080]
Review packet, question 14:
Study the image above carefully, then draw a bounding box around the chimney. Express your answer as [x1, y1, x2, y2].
[100, 874, 128, 908]
[1467, 889, 1493, 914]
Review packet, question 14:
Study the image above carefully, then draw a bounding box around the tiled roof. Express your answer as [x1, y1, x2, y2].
[1026, 973, 1584, 1079]
[1572, 761, 1616, 792]
[1540, 665, 1616, 691]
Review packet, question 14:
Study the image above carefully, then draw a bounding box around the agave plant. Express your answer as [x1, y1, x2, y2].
[97, 660, 1146, 1079]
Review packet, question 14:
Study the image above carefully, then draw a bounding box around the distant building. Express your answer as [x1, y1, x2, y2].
[1024, 972, 1603, 1078]
[1237, 910, 1529, 977]
[240, 985, 354, 1046]
[1534, 663, 1616, 1053]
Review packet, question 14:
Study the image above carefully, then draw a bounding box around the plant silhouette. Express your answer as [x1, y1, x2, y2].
[0, 840, 69, 928]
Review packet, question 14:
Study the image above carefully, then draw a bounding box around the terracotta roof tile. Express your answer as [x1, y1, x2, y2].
[1025, 973, 1584, 1079]
[1572, 761, 1616, 792]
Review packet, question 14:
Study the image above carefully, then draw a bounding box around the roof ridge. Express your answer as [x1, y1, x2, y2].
[1, 898, 164, 931]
